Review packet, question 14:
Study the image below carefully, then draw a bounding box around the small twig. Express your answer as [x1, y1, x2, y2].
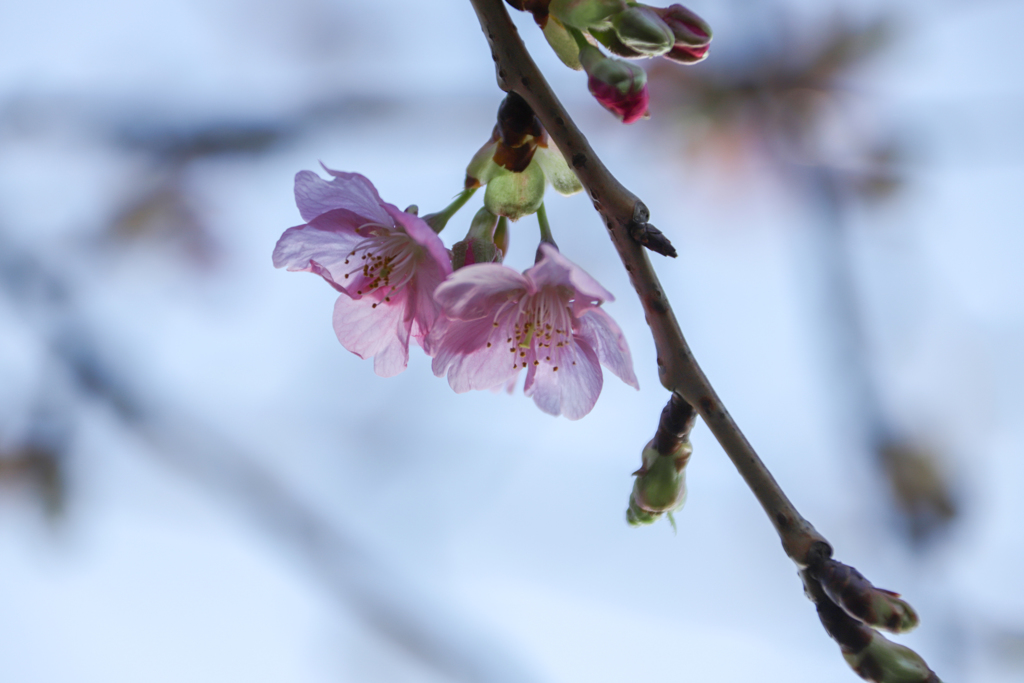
[468, 0, 826, 566]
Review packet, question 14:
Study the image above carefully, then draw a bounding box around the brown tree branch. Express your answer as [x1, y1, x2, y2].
[468, 0, 827, 566]
[468, 4, 944, 680]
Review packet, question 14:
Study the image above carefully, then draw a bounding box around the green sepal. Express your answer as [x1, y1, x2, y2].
[534, 145, 583, 196]
[465, 139, 501, 187]
[549, 0, 626, 30]
[543, 16, 582, 70]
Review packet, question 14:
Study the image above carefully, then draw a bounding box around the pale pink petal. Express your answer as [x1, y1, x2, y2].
[431, 317, 518, 392]
[524, 339, 603, 420]
[272, 208, 372, 280]
[576, 308, 639, 389]
[372, 327, 412, 377]
[528, 244, 614, 305]
[294, 169, 392, 225]
[411, 274, 448, 351]
[434, 264, 528, 321]
[387, 205, 453, 279]
[332, 291, 411, 377]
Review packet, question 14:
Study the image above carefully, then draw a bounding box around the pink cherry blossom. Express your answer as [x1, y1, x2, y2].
[273, 166, 452, 377]
[430, 244, 638, 419]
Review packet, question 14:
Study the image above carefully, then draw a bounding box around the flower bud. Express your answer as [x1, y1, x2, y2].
[650, 4, 712, 64]
[611, 6, 674, 57]
[484, 162, 546, 220]
[452, 207, 501, 269]
[452, 239, 499, 269]
[579, 45, 649, 124]
[815, 559, 920, 634]
[626, 439, 690, 526]
[844, 633, 941, 683]
[589, 27, 645, 58]
[549, 0, 626, 30]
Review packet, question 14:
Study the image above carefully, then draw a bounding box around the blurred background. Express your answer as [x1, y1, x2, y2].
[1, 0, 1022, 681]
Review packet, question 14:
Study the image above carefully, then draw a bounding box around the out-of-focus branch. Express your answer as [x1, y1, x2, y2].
[468, 0, 826, 567]
[0, 232, 547, 683]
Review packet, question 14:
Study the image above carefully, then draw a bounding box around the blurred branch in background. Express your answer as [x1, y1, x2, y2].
[648, 11, 958, 545]
[0, 206, 546, 683]
[0, 93, 396, 266]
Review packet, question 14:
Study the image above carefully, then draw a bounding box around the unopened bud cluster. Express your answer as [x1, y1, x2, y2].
[803, 556, 939, 683]
[627, 438, 690, 526]
[507, 0, 712, 123]
[466, 92, 582, 223]
[626, 393, 697, 527]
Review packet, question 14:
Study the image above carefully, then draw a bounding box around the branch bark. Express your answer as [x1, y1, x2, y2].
[468, 0, 828, 566]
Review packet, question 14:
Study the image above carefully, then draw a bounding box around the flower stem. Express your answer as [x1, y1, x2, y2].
[423, 186, 478, 234]
[536, 202, 557, 247]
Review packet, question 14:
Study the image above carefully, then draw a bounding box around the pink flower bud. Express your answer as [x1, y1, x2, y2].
[651, 4, 713, 64]
[579, 45, 649, 124]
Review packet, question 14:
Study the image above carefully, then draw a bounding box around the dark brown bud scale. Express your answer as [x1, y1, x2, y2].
[491, 94, 549, 173]
[496, 92, 543, 148]
[505, 0, 552, 26]
[651, 392, 697, 456]
[802, 570, 874, 655]
[813, 559, 919, 634]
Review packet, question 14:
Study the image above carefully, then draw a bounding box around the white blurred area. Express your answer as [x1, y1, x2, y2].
[1, 1, 1023, 682]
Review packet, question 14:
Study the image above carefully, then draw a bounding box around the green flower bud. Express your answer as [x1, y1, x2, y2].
[626, 439, 691, 526]
[484, 161, 546, 221]
[844, 633, 941, 683]
[611, 7, 674, 57]
[549, 0, 626, 30]
[626, 496, 660, 526]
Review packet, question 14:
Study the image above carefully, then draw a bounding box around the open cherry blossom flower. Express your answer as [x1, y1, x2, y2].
[273, 167, 452, 377]
[430, 244, 638, 419]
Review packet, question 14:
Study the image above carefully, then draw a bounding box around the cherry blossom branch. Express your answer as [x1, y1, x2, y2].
[468, 4, 944, 680]
[468, 0, 827, 566]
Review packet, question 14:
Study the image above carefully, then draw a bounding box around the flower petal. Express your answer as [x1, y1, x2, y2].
[434, 264, 528, 321]
[294, 168, 393, 225]
[332, 291, 411, 377]
[576, 308, 639, 389]
[524, 339, 603, 420]
[431, 317, 519, 392]
[528, 244, 614, 306]
[273, 220, 367, 291]
[386, 205, 453, 281]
